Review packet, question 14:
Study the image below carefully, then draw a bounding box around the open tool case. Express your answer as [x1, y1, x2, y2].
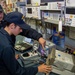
[15, 43, 33, 53]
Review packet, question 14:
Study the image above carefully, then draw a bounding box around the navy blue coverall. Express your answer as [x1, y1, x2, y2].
[0, 28, 39, 75]
[0, 17, 42, 75]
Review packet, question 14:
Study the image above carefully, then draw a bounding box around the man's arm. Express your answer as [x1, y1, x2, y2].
[20, 28, 42, 41]
[20, 28, 46, 49]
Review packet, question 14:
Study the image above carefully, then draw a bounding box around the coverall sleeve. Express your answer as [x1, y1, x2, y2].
[2, 46, 38, 75]
[20, 28, 42, 41]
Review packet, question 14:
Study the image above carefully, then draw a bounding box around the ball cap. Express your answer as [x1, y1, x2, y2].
[4, 11, 30, 29]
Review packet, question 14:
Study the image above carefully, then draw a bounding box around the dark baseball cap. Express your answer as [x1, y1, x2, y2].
[0, 5, 3, 12]
[4, 11, 30, 29]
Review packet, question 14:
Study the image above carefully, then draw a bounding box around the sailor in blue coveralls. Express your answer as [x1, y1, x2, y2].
[0, 11, 52, 75]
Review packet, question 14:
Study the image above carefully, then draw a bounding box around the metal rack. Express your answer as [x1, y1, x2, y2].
[40, 0, 65, 39]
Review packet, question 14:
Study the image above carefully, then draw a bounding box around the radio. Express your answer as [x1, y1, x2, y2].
[26, 0, 40, 6]
[66, 0, 75, 7]
[43, 12, 63, 21]
[40, 2, 51, 10]
[65, 8, 75, 27]
[26, 7, 41, 19]
[40, 1, 64, 10]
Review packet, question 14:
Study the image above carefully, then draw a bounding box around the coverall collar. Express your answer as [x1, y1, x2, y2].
[0, 28, 14, 46]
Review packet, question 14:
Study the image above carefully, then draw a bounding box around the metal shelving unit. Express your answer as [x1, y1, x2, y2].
[40, 0, 65, 39]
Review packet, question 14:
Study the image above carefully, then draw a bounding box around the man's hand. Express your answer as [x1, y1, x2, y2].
[15, 54, 19, 59]
[38, 37, 46, 49]
[38, 64, 52, 73]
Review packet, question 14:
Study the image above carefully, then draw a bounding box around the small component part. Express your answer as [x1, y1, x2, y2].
[21, 47, 26, 50]
[15, 45, 21, 50]
[23, 53, 30, 57]
[15, 45, 21, 48]
[15, 43, 32, 52]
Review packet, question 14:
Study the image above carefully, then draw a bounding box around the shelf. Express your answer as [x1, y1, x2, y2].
[25, 17, 65, 25]
[26, 5, 40, 7]
[40, 9, 62, 11]
[25, 17, 41, 21]
[41, 0, 64, 3]
[44, 19, 59, 24]
[66, 6, 75, 8]
[59, 23, 75, 27]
